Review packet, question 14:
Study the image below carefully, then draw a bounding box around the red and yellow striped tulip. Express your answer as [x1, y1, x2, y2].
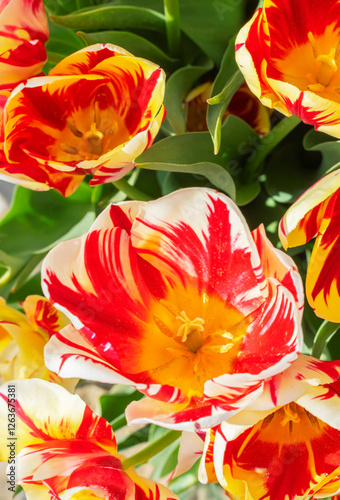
[199, 354, 340, 500]
[235, 0, 340, 138]
[42, 188, 303, 431]
[186, 82, 271, 135]
[0, 0, 48, 90]
[0, 295, 74, 389]
[0, 379, 179, 500]
[279, 169, 340, 322]
[0, 43, 165, 196]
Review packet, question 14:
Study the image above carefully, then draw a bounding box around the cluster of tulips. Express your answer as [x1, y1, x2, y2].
[2, 0, 340, 499]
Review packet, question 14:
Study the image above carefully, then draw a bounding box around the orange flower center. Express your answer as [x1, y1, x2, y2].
[153, 298, 235, 356]
[57, 101, 124, 162]
[136, 286, 250, 398]
[307, 32, 340, 91]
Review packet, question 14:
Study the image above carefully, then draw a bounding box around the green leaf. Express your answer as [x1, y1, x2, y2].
[312, 321, 340, 359]
[303, 129, 340, 174]
[100, 385, 144, 422]
[136, 131, 236, 197]
[179, 0, 246, 64]
[207, 38, 244, 153]
[266, 124, 323, 204]
[44, 18, 85, 70]
[0, 183, 95, 298]
[59, 0, 246, 63]
[14, 486, 23, 497]
[50, 6, 166, 32]
[138, 115, 262, 202]
[164, 58, 214, 134]
[141, 161, 236, 199]
[117, 426, 150, 450]
[78, 30, 179, 73]
[44, 0, 100, 15]
[150, 439, 180, 481]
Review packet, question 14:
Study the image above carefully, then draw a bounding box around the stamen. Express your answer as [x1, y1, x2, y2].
[67, 118, 83, 138]
[200, 343, 234, 354]
[153, 315, 174, 337]
[94, 101, 101, 128]
[308, 32, 318, 58]
[280, 404, 301, 427]
[159, 299, 180, 317]
[308, 83, 326, 92]
[60, 143, 79, 155]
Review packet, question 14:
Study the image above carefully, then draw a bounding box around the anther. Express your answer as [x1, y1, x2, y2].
[66, 118, 83, 138]
[60, 143, 79, 155]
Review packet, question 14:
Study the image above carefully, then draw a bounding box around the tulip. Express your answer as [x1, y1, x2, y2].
[0, 379, 179, 500]
[279, 168, 340, 322]
[186, 81, 271, 135]
[42, 188, 303, 430]
[235, 0, 340, 138]
[199, 355, 340, 500]
[0, 295, 74, 389]
[0, 44, 165, 195]
[0, 0, 48, 89]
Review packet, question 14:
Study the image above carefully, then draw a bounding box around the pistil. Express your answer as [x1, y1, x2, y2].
[280, 404, 301, 427]
[307, 32, 340, 91]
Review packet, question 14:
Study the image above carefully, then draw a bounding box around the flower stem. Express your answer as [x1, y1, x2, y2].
[110, 414, 127, 431]
[244, 115, 301, 177]
[121, 430, 181, 470]
[312, 320, 340, 358]
[112, 178, 152, 201]
[164, 0, 181, 58]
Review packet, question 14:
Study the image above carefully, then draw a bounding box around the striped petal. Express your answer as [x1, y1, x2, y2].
[279, 169, 340, 321]
[235, 0, 340, 136]
[252, 224, 304, 317]
[0, 0, 48, 88]
[0, 379, 178, 500]
[0, 44, 165, 196]
[279, 169, 340, 249]
[203, 379, 340, 500]
[43, 188, 303, 430]
[247, 354, 340, 411]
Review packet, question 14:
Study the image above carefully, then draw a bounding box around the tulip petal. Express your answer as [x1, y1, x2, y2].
[246, 354, 340, 411]
[131, 188, 265, 315]
[252, 224, 304, 317]
[303, 193, 340, 321]
[45, 325, 137, 385]
[279, 169, 340, 249]
[0, 379, 116, 459]
[0, 44, 165, 195]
